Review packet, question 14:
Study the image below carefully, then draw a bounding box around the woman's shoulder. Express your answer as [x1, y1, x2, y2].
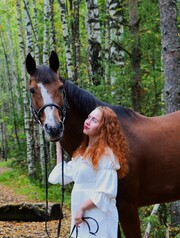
[99, 147, 120, 170]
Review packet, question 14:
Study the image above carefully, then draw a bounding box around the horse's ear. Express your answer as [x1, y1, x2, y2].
[49, 50, 59, 73]
[26, 53, 36, 75]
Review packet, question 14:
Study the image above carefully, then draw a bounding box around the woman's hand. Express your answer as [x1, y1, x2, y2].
[74, 208, 84, 226]
[74, 200, 96, 226]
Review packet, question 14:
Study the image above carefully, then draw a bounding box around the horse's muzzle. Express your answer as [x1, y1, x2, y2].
[44, 123, 64, 141]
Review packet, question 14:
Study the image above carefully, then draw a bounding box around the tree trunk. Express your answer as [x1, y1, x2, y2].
[23, 0, 34, 54]
[32, 0, 40, 65]
[0, 80, 7, 160]
[86, 0, 104, 85]
[43, 0, 50, 64]
[105, 0, 124, 84]
[158, 0, 180, 228]
[58, 0, 74, 80]
[159, 0, 180, 112]
[0, 32, 21, 150]
[0, 203, 62, 221]
[171, 202, 180, 227]
[144, 204, 160, 238]
[17, 0, 37, 178]
[49, 0, 57, 51]
[129, 0, 141, 112]
[71, 0, 80, 82]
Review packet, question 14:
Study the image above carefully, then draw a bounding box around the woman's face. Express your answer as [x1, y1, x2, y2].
[83, 108, 102, 138]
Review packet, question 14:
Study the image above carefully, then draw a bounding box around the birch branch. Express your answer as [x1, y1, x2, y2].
[144, 204, 160, 238]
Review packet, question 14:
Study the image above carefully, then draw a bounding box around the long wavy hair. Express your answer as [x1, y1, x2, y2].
[73, 106, 129, 178]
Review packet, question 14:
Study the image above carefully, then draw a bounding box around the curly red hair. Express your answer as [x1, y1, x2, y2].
[73, 106, 129, 178]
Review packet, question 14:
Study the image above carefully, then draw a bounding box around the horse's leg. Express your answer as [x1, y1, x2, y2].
[119, 203, 141, 238]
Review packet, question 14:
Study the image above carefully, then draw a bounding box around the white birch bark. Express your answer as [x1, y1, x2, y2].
[17, 0, 37, 177]
[58, 0, 74, 80]
[49, 0, 56, 51]
[105, 0, 124, 84]
[144, 204, 160, 238]
[43, 0, 50, 64]
[85, 0, 104, 85]
[32, 0, 40, 65]
[6, 17, 21, 112]
[23, 0, 34, 54]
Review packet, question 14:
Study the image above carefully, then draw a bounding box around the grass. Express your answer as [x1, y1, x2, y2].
[0, 159, 71, 208]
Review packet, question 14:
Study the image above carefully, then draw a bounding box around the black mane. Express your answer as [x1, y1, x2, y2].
[63, 79, 137, 120]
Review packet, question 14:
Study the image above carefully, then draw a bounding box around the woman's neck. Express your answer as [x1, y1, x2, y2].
[87, 136, 98, 148]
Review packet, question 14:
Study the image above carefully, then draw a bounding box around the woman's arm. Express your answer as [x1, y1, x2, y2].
[48, 142, 73, 185]
[56, 142, 62, 164]
[75, 199, 96, 226]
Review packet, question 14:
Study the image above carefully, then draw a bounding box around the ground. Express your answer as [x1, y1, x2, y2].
[0, 168, 71, 238]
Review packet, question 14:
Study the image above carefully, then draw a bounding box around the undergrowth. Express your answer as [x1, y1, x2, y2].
[0, 159, 71, 208]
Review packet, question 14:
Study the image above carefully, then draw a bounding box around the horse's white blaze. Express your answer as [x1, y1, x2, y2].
[38, 83, 56, 127]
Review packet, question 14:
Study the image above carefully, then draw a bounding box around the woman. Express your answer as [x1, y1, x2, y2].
[48, 106, 129, 238]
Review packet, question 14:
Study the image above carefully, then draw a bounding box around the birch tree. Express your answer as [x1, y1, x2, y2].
[58, 0, 74, 80]
[71, 0, 80, 82]
[105, 0, 124, 84]
[49, 0, 57, 51]
[43, 0, 50, 64]
[16, 0, 37, 177]
[32, 0, 40, 65]
[0, 55, 8, 160]
[23, 0, 34, 54]
[0, 32, 21, 149]
[158, 0, 180, 227]
[85, 0, 104, 85]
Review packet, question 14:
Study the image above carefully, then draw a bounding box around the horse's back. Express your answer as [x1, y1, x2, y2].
[121, 110, 180, 206]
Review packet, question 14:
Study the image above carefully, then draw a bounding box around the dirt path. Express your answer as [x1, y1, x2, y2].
[0, 169, 71, 238]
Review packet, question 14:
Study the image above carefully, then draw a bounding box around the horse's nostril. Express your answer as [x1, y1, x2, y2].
[44, 123, 50, 132]
[44, 123, 61, 137]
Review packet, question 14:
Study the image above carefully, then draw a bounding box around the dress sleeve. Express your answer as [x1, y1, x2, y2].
[89, 151, 120, 214]
[48, 161, 73, 185]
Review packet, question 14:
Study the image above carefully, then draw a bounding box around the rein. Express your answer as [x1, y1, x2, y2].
[69, 217, 99, 238]
[57, 146, 65, 238]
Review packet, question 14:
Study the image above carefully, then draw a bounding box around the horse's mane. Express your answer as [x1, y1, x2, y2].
[63, 79, 137, 120]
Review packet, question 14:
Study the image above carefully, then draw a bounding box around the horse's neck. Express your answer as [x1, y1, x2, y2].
[65, 80, 102, 115]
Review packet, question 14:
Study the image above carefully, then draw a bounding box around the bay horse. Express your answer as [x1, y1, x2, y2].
[26, 51, 180, 238]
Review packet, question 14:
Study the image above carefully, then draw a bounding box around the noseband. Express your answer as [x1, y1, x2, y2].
[30, 90, 68, 128]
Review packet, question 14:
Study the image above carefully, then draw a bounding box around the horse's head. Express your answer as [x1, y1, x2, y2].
[26, 51, 66, 142]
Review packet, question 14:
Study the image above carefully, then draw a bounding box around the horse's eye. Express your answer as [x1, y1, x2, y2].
[30, 88, 35, 94]
[59, 85, 64, 92]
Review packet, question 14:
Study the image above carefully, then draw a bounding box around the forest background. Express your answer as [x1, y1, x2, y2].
[0, 0, 180, 237]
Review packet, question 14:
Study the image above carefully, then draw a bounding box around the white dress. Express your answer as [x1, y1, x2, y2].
[48, 147, 120, 238]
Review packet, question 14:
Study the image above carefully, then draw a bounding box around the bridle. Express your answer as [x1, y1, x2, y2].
[30, 89, 68, 129]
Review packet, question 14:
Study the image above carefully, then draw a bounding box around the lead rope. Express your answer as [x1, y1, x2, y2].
[57, 144, 65, 238]
[43, 130, 51, 238]
[44, 135, 65, 238]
